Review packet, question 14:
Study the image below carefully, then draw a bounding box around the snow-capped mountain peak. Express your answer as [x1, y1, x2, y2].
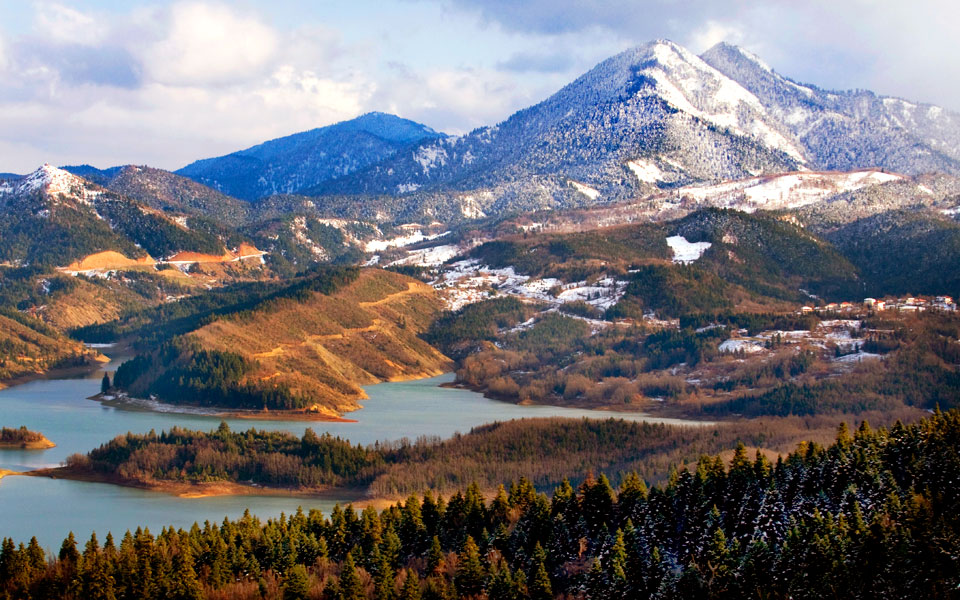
[700, 42, 960, 174]
[12, 164, 93, 203]
[630, 41, 806, 162]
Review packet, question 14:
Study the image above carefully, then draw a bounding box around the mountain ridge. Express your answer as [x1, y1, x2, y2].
[175, 112, 445, 201]
[289, 39, 960, 223]
[0, 165, 230, 267]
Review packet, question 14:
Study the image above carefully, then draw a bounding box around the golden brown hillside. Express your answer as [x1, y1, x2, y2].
[59, 251, 155, 272]
[35, 277, 156, 331]
[185, 268, 452, 415]
[0, 312, 104, 386]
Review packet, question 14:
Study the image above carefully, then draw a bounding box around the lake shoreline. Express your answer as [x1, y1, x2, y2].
[0, 353, 110, 391]
[22, 466, 381, 503]
[0, 437, 56, 450]
[438, 379, 719, 423]
[89, 392, 359, 423]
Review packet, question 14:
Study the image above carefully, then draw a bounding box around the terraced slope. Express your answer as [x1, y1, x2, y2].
[113, 268, 452, 416]
[0, 311, 101, 386]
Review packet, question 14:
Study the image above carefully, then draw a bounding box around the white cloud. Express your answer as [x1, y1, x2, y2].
[688, 20, 744, 53]
[367, 63, 539, 135]
[2, 0, 960, 175]
[33, 2, 103, 45]
[142, 2, 279, 86]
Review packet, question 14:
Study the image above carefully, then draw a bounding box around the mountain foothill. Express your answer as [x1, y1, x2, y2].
[3, 39, 960, 413]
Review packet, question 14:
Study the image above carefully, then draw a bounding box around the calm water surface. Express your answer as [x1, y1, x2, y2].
[0, 351, 706, 549]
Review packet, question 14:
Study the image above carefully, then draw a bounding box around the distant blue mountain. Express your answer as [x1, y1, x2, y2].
[175, 112, 445, 201]
[61, 164, 124, 185]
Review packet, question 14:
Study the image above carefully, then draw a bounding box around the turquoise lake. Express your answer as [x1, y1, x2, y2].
[0, 351, 705, 550]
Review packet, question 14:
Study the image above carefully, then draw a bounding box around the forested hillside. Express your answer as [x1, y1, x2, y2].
[823, 209, 960, 298]
[467, 209, 858, 311]
[0, 166, 229, 267]
[109, 268, 451, 415]
[62, 414, 867, 498]
[0, 308, 100, 384]
[7, 409, 959, 599]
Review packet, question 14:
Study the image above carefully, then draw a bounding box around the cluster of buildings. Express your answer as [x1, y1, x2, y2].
[800, 295, 956, 314]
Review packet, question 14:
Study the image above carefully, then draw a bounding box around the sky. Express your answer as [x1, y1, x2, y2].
[0, 0, 958, 174]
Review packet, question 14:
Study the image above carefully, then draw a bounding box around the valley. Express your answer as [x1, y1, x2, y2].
[2, 29, 960, 599]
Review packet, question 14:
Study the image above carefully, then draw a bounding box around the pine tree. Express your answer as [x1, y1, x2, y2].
[427, 535, 444, 575]
[374, 543, 396, 600]
[400, 569, 421, 600]
[60, 531, 81, 564]
[580, 474, 616, 536]
[487, 562, 515, 600]
[339, 552, 365, 600]
[527, 547, 552, 600]
[454, 535, 485, 597]
[80, 553, 118, 600]
[585, 558, 605, 600]
[101, 372, 111, 394]
[170, 543, 203, 600]
[422, 575, 451, 600]
[25, 536, 45, 575]
[616, 472, 648, 525]
[283, 564, 311, 600]
[490, 485, 511, 527]
[604, 529, 628, 594]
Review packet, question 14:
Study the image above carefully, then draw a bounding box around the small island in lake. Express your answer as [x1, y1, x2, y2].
[0, 426, 55, 449]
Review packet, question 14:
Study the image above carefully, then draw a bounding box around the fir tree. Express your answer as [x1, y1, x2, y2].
[170, 543, 203, 600]
[454, 535, 485, 597]
[338, 552, 364, 600]
[527, 547, 552, 600]
[399, 568, 421, 600]
[426, 536, 444, 575]
[59, 532, 80, 564]
[283, 564, 310, 600]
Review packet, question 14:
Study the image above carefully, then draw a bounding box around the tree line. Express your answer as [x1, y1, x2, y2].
[3, 409, 959, 598]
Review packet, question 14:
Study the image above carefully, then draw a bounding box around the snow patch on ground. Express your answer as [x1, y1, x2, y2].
[719, 339, 765, 354]
[460, 195, 487, 219]
[833, 351, 881, 364]
[627, 159, 664, 183]
[388, 244, 460, 267]
[365, 230, 448, 252]
[672, 170, 904, 212]
[290, 216, 329, 260]
[569, 180, 600, 200]
[414, 145, 448, 174]
[666, 235, 712, 264]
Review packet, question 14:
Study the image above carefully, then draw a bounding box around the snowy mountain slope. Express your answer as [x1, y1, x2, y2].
[308, 40, 802, 220]
[700, 42, 960, 176]
[285, 40, 960, 224]
[176, 112, 445, 201]
[793, 173, 960, 232]
[664, 169, 904, 213]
